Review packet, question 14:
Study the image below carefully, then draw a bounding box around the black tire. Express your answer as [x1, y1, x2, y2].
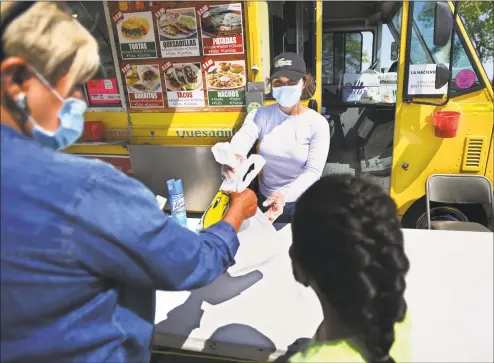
[401, 197, 488, 229]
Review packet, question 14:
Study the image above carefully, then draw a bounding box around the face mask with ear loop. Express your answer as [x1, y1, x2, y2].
[272, 80, 303, 108]
[15, 67, 88, 150]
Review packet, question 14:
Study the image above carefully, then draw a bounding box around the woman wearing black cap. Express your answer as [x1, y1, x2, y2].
[222, 52, 330, 223]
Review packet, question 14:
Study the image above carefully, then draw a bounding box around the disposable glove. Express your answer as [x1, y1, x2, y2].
[220, 155, 245, 180]
[263, 190, 286, 223]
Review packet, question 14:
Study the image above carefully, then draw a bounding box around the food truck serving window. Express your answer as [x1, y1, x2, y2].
[268, 1, 316, 99]
[108, 1, 248, 112]
[69, 1, 123, 108]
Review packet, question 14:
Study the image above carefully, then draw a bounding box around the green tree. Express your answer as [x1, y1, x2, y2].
[419, 1, 494, 63]
[322, 33, 369, 84]
[459, 1, 494, 63]
[345, 37, 369, 73]
[416, 1, 492, 65]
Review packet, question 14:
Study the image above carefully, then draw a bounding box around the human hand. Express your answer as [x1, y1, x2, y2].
[220, 154, 245, 180]
[222, 188, 258, 231]
[220, 164, 235, 180]
[229, 188, 258, 219]
[263, 191, 285, 223]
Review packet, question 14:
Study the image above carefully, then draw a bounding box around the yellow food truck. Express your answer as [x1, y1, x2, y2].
[67, 1, 493, 229]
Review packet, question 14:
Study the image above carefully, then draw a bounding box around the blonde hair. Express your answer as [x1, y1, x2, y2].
[1, 2, 99, 89]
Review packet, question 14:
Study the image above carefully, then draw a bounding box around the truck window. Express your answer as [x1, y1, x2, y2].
[323, 31, 374, 85]
[268, 1, 316, 98]
[405, 1, 484, 97]
[391, 7, 402, 37]
[69, 1, 122, 108]
[380, 6, 402, 73]
[380, 24, 398, 73]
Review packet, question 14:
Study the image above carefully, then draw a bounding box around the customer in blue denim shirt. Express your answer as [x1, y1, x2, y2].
[0, 3, 258, 363]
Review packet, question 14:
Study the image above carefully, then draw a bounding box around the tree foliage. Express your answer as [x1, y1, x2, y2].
[419, 1, 494, 62]
[322, 33, 369, 84]
[346, 38, 369, 73]
[416, 1, 493, 66]
[459, 1, 494, 63]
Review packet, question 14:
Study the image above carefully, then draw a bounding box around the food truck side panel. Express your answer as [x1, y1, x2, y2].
[391, 1, 494, 225]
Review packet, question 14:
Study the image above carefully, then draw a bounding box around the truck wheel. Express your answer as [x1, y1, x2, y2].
[415, 206, 469, 229]
[401, 198, 471, 229]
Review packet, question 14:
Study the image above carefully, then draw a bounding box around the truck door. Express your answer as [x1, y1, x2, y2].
[392, 1, 494, 226]
[320, 1, 401, 190]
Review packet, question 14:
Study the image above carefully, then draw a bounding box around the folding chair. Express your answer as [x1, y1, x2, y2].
[426, 174, 494, 232]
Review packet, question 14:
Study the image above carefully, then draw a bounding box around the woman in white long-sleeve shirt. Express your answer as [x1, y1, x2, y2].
[222, 52, 330, 223]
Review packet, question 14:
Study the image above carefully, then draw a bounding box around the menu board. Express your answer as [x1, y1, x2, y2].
[113, 10, 158, 59]
[198, 4, 245, 55]
[122, 63, 165, 108]
[110, 1, 248, 112]
[155, 6, 200, 58]
[204, 58, 246, 107]
[163, 61, 205, 108]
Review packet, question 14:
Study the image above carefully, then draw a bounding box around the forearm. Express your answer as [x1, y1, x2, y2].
[280, 168, 322, 202]
[77, 217, 239, 292]
[74, 165, 241, 293]
[144, 221, 240, 291]
[167, 222, 239, 290]
[229, 111, 259, 156]
[222, 205, 245, 232]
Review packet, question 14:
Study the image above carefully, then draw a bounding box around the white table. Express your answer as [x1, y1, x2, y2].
[153, 219, 494, 362]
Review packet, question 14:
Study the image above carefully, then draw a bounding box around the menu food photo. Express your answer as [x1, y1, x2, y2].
[163, 61, 205, 108]
[114, 9, 158, 59]
[122, 63, 165, 108]
[198, 3, 244, 55]
[155, 6, 200, 58]
[204, 58, 246, 107]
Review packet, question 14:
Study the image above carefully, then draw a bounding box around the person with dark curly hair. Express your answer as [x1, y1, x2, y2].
[287, 174, 411, 362]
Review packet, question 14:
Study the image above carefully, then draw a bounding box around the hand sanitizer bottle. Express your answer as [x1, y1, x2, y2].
[166, 179, 188, 228]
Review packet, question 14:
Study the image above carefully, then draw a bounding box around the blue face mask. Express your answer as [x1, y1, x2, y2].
[17, 68, 87, 151]
[272, 82, 303, 108]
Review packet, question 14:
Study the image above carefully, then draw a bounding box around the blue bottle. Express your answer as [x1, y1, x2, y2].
[167, 179, 188, 228]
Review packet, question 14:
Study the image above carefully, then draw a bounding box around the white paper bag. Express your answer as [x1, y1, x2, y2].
[228, 208, 281, 277]
[211, 142, 238, 169]
[211, 142, 265, 193]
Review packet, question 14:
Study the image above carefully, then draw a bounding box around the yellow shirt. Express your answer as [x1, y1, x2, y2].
[288, 315, 411, 363]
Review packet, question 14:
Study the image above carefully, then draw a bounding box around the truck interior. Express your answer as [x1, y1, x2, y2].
[322, 1, 402, 191]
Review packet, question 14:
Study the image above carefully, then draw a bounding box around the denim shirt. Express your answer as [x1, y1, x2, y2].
[0, 124, 239, 363]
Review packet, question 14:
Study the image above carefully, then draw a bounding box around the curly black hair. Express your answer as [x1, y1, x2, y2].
[291, 174, 410, 363]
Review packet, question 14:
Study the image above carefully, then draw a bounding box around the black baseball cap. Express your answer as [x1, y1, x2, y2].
[270, 52, 307, 82]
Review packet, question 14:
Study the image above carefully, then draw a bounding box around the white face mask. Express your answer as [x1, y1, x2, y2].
[272, 80, 303, 107]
